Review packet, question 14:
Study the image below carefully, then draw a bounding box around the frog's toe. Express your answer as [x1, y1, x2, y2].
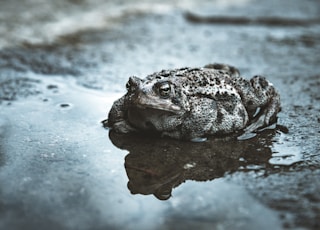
[112, 120, 137, 133]
[237, 132, 257, 140]
[190, 137, 208, 142]
[244, 114, 267, 133]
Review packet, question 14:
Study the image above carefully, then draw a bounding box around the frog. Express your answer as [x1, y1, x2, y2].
[103, 63, 281, 141]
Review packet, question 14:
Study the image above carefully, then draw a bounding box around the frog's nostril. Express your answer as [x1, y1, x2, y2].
[126, 76, 141, 91]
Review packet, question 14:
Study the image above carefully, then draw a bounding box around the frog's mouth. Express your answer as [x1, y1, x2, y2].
[128, 105, 185, 133]
[127, 92, 184, 132]
[132, 92, 182, 113]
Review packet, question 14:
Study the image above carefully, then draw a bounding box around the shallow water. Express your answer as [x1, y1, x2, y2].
[1, 0, 320, 229]
[0, 77, 285, 230]
[0, 75, 305, 230]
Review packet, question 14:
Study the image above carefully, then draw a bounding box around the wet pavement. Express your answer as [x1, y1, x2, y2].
[0, 0, 320, 229]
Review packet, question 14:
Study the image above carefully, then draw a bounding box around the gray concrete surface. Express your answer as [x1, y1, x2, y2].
[0, 0, 319, 229]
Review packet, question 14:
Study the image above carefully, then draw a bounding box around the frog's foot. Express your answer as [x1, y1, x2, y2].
[244, 113, 268, 133]
[242, 99, 280, 139]
[238, 121, 277, 140]
[101, 119, 109, 128]
[238, 107, 278, 140]
[204, 63, 240, 78]
[103, 119, 137, 133]
[243, 75, 281, 133]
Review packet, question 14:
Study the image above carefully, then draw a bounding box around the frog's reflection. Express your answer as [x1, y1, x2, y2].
[109, 130, 276, 200]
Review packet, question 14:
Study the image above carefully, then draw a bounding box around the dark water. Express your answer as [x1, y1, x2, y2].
[1, 0, 320, 229]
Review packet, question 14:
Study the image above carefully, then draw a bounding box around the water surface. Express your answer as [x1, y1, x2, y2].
[0, 0, 320, 229]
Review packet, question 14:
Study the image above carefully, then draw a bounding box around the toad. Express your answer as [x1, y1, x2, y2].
[103, 64, 281, 141]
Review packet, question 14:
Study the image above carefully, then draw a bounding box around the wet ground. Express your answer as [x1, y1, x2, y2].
[0, 0, 320, 229]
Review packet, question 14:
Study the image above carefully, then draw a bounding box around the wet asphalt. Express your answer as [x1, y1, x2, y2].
[0, 0, 320, 229]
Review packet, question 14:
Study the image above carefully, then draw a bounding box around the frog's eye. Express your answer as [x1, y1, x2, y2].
[158, 82, 171, 98]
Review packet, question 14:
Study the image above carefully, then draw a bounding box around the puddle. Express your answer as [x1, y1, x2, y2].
[0, 74, 293, 229]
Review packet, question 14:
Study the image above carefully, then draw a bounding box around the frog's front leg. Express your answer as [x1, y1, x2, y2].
[240, 75, 281, 132]
[103, 96, 137, 133]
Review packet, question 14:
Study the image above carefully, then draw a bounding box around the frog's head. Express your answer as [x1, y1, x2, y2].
[124, 76, 189, 132]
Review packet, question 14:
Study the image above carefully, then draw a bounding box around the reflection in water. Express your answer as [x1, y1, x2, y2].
[109, 129, 279, 200]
